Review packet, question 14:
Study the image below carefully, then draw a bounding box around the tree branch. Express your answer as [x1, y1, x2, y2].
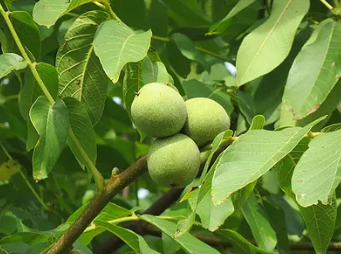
[47, 156, 148, 254]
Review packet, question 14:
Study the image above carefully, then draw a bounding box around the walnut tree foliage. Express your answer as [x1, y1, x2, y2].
[0, 0, 341, 253]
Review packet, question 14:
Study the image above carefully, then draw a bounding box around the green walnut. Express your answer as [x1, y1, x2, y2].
[131, 83, 187, 138]
[183, 98, 230, 146]
[147, 133, 200, 188]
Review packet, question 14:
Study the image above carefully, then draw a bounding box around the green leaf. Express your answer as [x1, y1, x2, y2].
[322, 123, 341, 132]
[33, 0, 68, 27]
[236, 0, 310, 86]
[216, 229, 276, 254]
[94, 20, 152, 83]
[19, 64, 58, 122]
[0, 232, 48, 246]
[255, 25, 312, 126]
[9, 11, 41, 59]
[296, 79, 341, 127]
[282, 19, 341, 120]
[141, 53, 169, 85]
[174, 206, 195, 238]
[29, 97, 69, 180]
[97, 221, 139, 252]
[212, 118, 323, 205]
[238, 90, 255, 124]
[32, 0, 92, 27]
[111, 0, 146, 30]
[241, 192, 277, 251]
[0, 211, 18, 235]
[0, 243, 30, 254]
[95, 220, 160, 254]
[201, 130, 234, 182]
[292, 129, 341, 206]
[56, 10, 110, 125]
[197, 189, 234, 232]
[63, 97, 97, 169]
[142, 215, 221, 254]
[171, 33, 208, 69]
[149, 0, 168, 37]
[182, 79, 233, 115]
[275, 139, 336, 254]
[232, 181, 257, 210]
[19, 64, 59, 151]
[162, 233, 180, 254]
[3, 0, 19, 7]
[209, 0, 257, 35]
[35, 63, 59, 99]
[262, 198, 290, 254]
[0, 15, 15, 54]
[200, 63, 236, 87]
[299, 198, 337, 254]
[0, 53, 27, 79]
[64, 202, 132, 244]
[166, 41, 190, 78]
[162, 0, 210, 26]
[249, 115, 265, 130]
[275, 138, 309, 195]
[138, 235, 161, 254]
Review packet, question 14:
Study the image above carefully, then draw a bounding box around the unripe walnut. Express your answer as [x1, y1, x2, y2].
[147, 133, 200, 188]
[183, 98, 230, 146]
[131, 83, 187, 138]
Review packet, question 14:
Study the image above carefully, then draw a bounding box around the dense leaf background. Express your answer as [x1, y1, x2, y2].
[0, 0, 341, 253]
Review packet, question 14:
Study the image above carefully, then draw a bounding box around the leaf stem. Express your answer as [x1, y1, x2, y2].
[152, 35, 232, 62]
[152, 35, 170, 42]
[64, 12, 79, 18]
[4, 94, 19, 102]
[84, 215, 140, 233]
[1, 144, 49, 211]
[0, 144, 11, 159]
[320, 0, 333, 10]
[0, 3, 105, 192]
[94, 0, 121, 21]
[334, 0, 339, 7]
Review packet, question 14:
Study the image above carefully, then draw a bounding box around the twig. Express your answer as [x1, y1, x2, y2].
[46, 156, 148, 254]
